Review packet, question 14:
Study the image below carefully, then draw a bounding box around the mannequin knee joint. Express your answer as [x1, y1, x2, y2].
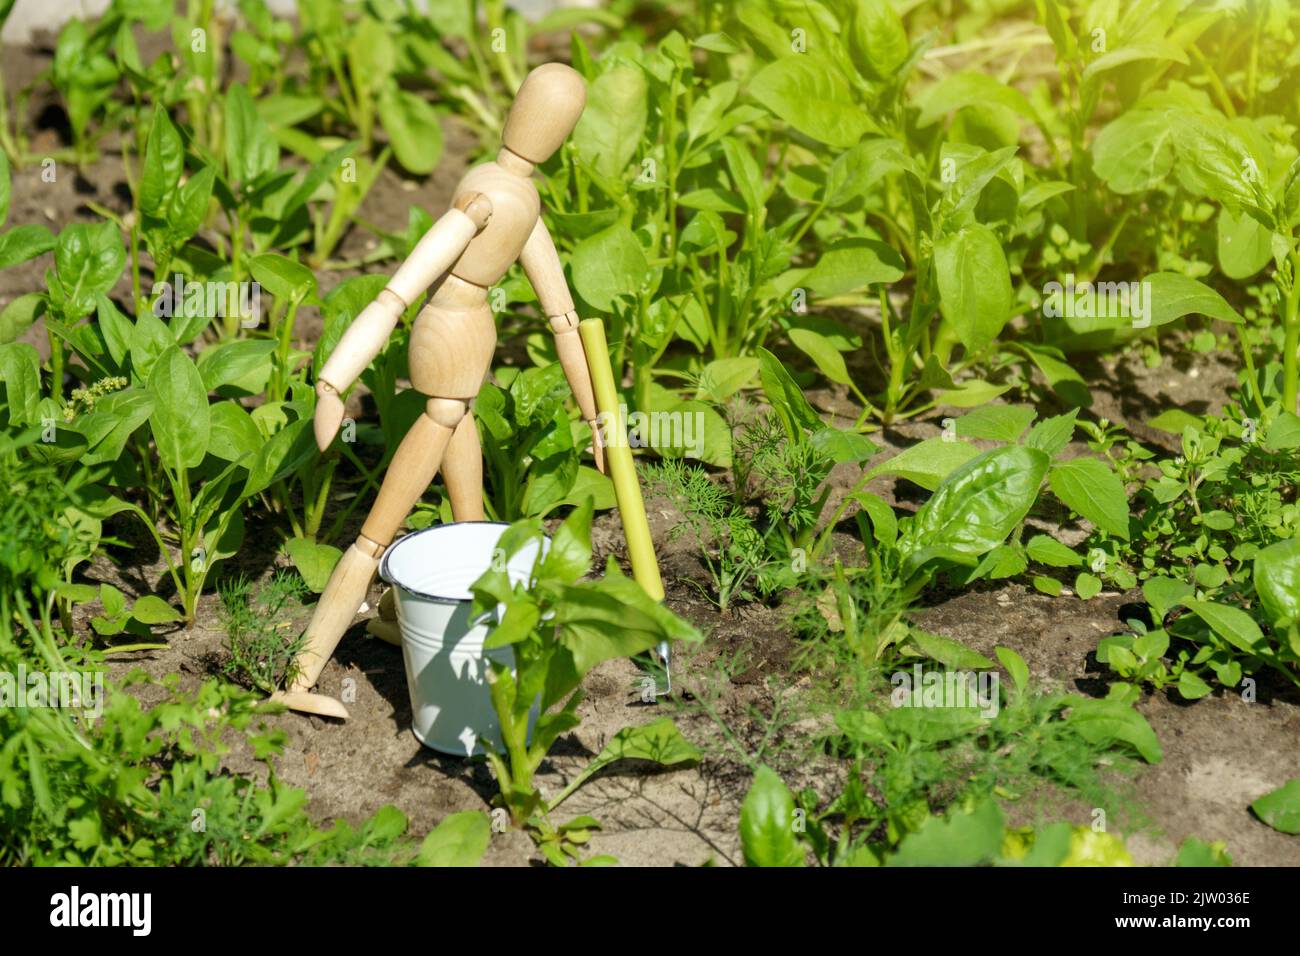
[548, 310, 580, 335]
[426, 397, 469, 429]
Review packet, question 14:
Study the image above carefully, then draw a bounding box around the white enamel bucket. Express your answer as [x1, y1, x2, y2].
[380, 522, 545, 756]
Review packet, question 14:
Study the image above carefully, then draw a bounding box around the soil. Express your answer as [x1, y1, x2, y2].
[6, 40, 1300, 868]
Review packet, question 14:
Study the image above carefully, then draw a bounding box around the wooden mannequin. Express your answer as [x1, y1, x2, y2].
[274, 63, 601, 719]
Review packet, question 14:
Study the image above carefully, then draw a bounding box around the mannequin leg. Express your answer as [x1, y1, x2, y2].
[276, 399, 467, 718]
[369, 412, 483, 648]
[443, 412, 485, 521]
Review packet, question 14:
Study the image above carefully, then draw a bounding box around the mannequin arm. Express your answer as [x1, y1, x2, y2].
[314, 194, 492, 450]
[519, 218, 605, 473]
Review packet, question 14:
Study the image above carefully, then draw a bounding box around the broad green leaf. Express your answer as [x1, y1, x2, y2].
[417, 811, 491, 866]
[888, 801, 1004, 866]
[49, 222, 125, 320]
[804, 238, 904, 297]
[846, 0, 909, 80]
[250, 253, 317, 303]
[1075, 571, 1102, 600]
[916, 72, 1035, 127]
[1146, 408, 1203, 433]
[995, 646, 1029, 697]
[1025, 410, 1078, 457]
[573, 64, 647, 180]
[550, 717, 699, 809]
[140, 105, 183, 217]
[867, 436, 981, 491]
[1175, 837, 1232, 866]
[1217, 207, 1272, 280]
[75, 387, 154, 466]
[824, 138, 914, 207]
[1081, 41, 1188, 82]
[954, 404, 1036, 443]
[377, 84, 443, 175]
[245, 417, 317, 496]
[553, 579, 693, 677]
[164, 165, 216, 254]
[1065, 696, 1163, 763]
[1264, 411, 1300, 450]
[835, 709, 892, 749]
[131, 594, 183, 624]
[148, 346, 210, 470]
[207, 401, 263, 462]
[198, 340, 278, 391]
[907, 630, 995, 669]
[0, 293, 44, 346]
[757, 347, 822, 436]
[285, 536, 343, 593]
[935, 223, 1011, 353]
[1177, 670, 1212, 700]
[570, 223, 647, 311]
[1143, 576, 1194, 620]
[940, 144, 1018, 220]
[686, 80, 738, 143]
[1020, 344, 1092, 407]
[1026, 534, 1080, 568]
[129, 308, 176, 383]
[739, 766, 803, 867]
[1251, 780, 1300, 834]
[902, 445, 1050, 565]
[0, 342, 42, 424]
[748, 56, 873, 148]
[1253, 539, 1300, 625]
[696, 357, 758, 402]
[558, 464, 616, 511]
[1183, 599, 1264, 654]
[1141, 272, 1244, 327]
[722, 137, 768, 215]
[0, 224, 56, 269]
[225, 82, 278, 189]
[1171, 111, 1269, 221]
[1092, 110, 1176, 194]
[539, 498, 593, 584]
[1048, 457, 1130, 539]
[853, 492, 896, 547]
[934, 379, 1010, 408]
[788, 326, 851, 385]
[809, 427, 878, 464]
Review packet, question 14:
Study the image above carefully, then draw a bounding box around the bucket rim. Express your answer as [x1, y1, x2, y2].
[379, 520, 532, 605]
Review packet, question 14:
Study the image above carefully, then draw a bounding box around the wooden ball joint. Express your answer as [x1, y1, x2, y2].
[274, 64, 600, 719]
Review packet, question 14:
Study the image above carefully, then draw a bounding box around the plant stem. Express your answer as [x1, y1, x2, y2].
[1283, 251, 1300, 414]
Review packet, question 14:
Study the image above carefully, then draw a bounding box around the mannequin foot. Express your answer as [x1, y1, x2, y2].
[366, 587, 402, 646]
[270, 689, 350, 720]
[366, 618, 402, 646]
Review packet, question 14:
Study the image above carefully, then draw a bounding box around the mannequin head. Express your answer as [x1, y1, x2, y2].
[501, 63, 586, 165]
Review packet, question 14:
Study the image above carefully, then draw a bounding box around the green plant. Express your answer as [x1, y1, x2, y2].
[740, 767, 1136, 867]
[1081, 407, 1300, 695]
[218, 571, 310, 694]
[0, 426, 486, 866]
[736, 644, 1161, 867]
[468, 501, 702, 863]
[468, 362, 613, 521]
[649, 349, 877, 609]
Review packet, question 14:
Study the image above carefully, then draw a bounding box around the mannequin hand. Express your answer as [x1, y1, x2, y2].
[587, 419, 606, 475]
[314, 380, 345, 451]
